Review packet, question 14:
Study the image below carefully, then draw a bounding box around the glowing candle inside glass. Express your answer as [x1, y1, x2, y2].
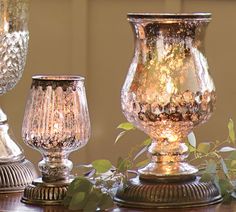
[121, 13, 216, 177]
[22, 75, 91, 182]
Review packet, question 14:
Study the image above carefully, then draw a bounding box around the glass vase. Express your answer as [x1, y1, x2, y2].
[115, 13, 222, 208]
[22, 75, 91, 205]
[121, 13, 215, 177]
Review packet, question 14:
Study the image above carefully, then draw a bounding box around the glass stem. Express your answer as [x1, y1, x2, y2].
[138, 139, 198, 178]
[148, 139, 188, 164]
[0, 106, 24, 163]
[39, 152, 73, 182]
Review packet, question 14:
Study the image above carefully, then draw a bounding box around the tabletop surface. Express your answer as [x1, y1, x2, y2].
[0, 192, 236, 212]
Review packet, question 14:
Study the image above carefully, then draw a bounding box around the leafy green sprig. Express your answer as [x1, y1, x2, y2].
[186, 119, 236, 201]
[63, 159, 115, 211]
[64, 119, 236, 210]
[63, 122, 152, 211]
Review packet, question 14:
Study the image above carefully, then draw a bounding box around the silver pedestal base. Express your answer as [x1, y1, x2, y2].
[21, 177, 73, 205]
[0, 159, 37, 193]
[114, 176, 222, 208]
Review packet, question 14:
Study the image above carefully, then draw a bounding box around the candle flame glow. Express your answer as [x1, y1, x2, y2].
[3, 16, 9, 32]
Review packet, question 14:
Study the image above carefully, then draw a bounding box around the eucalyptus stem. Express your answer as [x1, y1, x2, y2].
[64, 119, 236, 211]
[212, 139, 229, 152]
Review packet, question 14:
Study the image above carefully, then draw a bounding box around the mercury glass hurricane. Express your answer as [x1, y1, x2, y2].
[21, 75, 91, 205]
[121, 13, 216, 178]
[115, 13, 221, 208]
[0, 0, 37, 192]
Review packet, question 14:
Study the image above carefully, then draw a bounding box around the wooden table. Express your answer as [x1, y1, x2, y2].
[0, 192, 236, 212]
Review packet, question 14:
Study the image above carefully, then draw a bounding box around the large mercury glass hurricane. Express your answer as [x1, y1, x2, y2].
[121, 13, 216, 178]
[0, 0, 36, 193]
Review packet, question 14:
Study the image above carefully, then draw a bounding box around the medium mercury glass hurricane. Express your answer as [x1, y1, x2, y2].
[22, 76, 91, 183]
[121, 13, 216, 178]
[22, 75, 91, 205]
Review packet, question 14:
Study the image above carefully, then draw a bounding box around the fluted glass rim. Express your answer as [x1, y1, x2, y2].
[32, 75, 85, 81]
[127, 13, 212, 22]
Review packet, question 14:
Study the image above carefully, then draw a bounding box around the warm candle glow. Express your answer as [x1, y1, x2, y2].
[121, 13, 215, 177]
[115, 14, 222, 208]
[22, 76, 91, 182]
[2, 16, 9, 32]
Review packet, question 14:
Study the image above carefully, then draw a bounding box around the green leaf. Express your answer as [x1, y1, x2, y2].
[223, 192, 232, 203]
[68, 192, 86, 210]
[186, 142, 196, 153]
[117, 157, 132, 172]
[214, 175, 220, 191]
[219, 179, 233, 196]
[219, 147, 236, 152]
[98, 193, 114, 210]
[230, 160, 236, 169]
[228, 119, 235, 144]
[117, 122, 135, 130]
[228, 151, 236, 160]
[83, 192, 99, 212]
[224, 159, 232, 170]
[78, 178, 93, 191]
[200, 173, 212, 182]
[114, 122, 136, 143]
[66, 177, 93, 197]
[205, 159, 217, 174]
[84, 202, 97, 212]
[66, 180, 78, 197]
[220, 158, 228, 175]
[135, 159, 149, 168]
[187, 132, 196, 148]
[92, 159, 112, 173]
[197, 142, 211, 154]
[143, 138, 152, 146]
[115, 131, 126, 144]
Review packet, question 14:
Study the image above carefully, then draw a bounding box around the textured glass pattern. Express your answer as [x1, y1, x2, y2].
[0, 31, 29, 94]
[0, 0, 29, 163]
[0, 0, 29, 95]
[22, 76, 91, 182]
[121, 13, 215, 176]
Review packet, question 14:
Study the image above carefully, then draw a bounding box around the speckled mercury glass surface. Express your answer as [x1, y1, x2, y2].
[121, 13, 215, 177]
[22, 76, 91, 182]
[0, 0, 29, 95]
[0, 0, 30, 162]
